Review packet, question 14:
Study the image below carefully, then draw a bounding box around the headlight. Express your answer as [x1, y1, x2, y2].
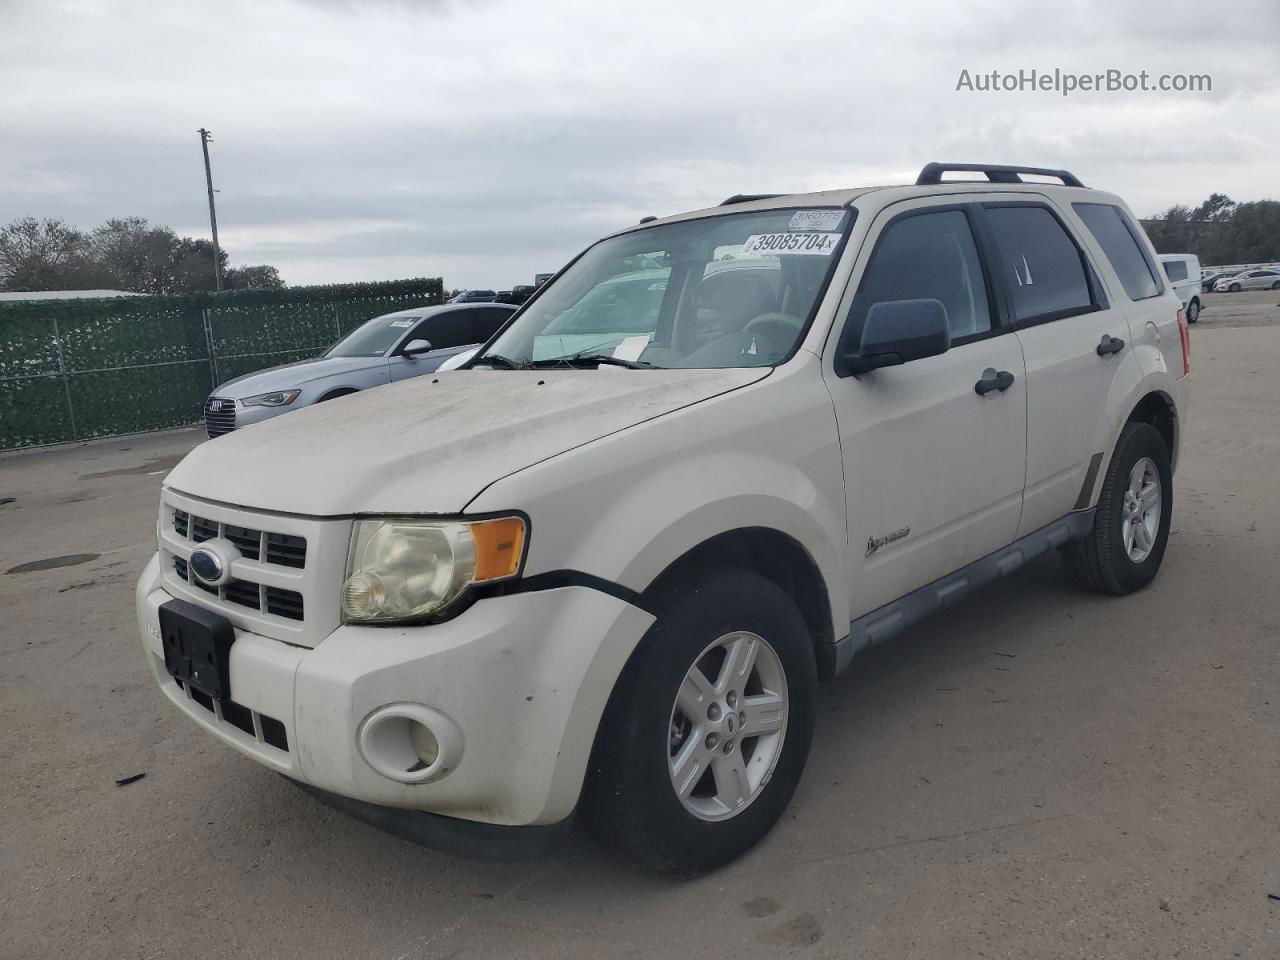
[241, 389, 301, 408]
[340, 516, 527, 623]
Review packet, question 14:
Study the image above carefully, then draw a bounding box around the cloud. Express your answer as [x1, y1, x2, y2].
[2, 0, 1277, 288]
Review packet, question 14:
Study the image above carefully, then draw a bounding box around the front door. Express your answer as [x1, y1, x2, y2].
[824, 202, 1028, 618]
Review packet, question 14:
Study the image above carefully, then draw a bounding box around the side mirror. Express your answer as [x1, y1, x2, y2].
[402, 338, 433, 357]
[837, 298, 951, 376]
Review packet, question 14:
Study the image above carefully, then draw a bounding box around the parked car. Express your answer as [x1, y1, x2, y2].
[500, 284, 537, 305]
[1201, 271, 1237, 293]
[448, 289, 498, 303]
[1158, 254, 1202, 322]
[140, 162, 1189, 874]
[1214, 269, 1280, 292]
[201, 303, 515, 437]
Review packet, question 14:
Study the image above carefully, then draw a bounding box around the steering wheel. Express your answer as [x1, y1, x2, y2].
[743, 312, 803, 344]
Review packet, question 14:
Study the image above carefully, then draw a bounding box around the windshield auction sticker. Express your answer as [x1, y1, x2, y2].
[741, 232, 840, 256]
[788, 210, 846, 232]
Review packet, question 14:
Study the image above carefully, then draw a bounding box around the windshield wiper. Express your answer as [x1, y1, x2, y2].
[471, 353, 527, 369]
[527, 353, 652, 370]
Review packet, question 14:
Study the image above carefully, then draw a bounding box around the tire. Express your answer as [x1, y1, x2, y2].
[318, 389, 357, 402]
[1186, 298, 1199, 323]
[583, 568, 817, 875]
[1229, 283, 1241, 293]
[1271, 281, 1280, 290]
[1062, 422, 1172, 595]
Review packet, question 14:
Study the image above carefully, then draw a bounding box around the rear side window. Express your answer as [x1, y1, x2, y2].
[411, 311, 473, 350]
[846, 209, 992, 344]
[1073, 202, 1161, 301]
[472, 307, 513, 341]
[1163, 260, 1189, 282]
[985, 206, 1094, 323]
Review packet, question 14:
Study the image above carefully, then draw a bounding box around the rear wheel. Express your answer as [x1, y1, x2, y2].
[1186, 298, 1199, 323]
[1271, 280, 1280, 290]
[584, 568, 816, 874]
[1062, 422, 1172, 595]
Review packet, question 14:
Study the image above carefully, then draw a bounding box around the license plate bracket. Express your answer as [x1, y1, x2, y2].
[159, 599, 235, 701]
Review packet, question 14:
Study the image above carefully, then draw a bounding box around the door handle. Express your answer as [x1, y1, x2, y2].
[975, 368, 1015, 395]
[1096, 334, 1125, 356]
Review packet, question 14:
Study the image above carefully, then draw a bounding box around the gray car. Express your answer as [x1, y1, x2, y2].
[203, 302, 516, 437]
[1213, 268, 1280, 292]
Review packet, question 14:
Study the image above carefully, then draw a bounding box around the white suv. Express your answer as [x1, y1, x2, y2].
[136, 163, 1191, 873]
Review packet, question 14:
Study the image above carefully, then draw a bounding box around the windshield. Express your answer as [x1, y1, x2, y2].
[325, 314, 419, 358]
[477, 207, 850, 369]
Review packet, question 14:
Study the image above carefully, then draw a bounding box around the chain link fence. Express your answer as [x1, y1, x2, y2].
[0, 279, 443, 450]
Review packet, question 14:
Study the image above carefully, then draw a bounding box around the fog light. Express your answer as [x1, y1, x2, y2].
[356, 703, 464, 784]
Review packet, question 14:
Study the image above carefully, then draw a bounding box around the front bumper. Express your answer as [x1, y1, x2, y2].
[136, 554, 655, 827]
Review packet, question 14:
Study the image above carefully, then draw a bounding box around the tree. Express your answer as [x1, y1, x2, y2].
[0, 215, 286, 293]
[89, 217, 184, 294]
[0, 217, 106, 291]
[224, 264, 284, 290]
[1142, 193, 1278, 265]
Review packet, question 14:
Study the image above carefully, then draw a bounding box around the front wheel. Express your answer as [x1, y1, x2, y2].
[1229, 283, 1241, 292]
[1062, 422, 1172, 594]
[584, 568, 816, 874]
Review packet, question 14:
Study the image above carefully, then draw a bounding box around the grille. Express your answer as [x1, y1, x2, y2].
[169, 509, 308, 622]
[173, 511, 307, 568]
[204, 397, 236, 438]
[173, 675, 289, 751]
[170, 554, 305, 621]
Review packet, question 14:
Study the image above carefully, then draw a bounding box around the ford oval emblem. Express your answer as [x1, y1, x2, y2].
[189, 548, 225, 585]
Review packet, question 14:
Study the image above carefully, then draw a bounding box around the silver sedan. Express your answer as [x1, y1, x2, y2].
[1213, 269, 1280, 292]
[203, 302, 515, 438]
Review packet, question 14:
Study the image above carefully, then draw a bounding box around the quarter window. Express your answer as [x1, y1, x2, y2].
[986, 206, 1094, 323]
[1073, 202, 1161, 301]
[846, 209, 992, 346]
[1163, 260, 1188, 282]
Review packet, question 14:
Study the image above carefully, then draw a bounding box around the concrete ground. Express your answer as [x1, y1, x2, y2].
[2, 292, 1278, 959]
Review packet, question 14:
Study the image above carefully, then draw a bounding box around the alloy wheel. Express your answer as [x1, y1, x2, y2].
[667, 631, 788, 822]
[1121, 456, 1162, 563]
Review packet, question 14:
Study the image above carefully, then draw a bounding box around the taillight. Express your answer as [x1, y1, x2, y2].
[1176, 308, 1191, 375]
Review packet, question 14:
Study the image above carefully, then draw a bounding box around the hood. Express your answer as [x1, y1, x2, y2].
[216, 355, 383, 396]
[168, 368, 768, 515]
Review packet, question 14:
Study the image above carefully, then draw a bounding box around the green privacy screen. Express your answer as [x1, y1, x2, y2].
[0, 278, 443, 450]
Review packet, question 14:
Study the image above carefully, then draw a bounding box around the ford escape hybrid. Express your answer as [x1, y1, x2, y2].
[137, 163, 1190, 873]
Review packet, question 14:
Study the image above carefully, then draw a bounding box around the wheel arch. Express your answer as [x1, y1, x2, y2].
[317, 386, 359, 402]
[639, 526, 839, 681]
[1125, 389, 1178, 469]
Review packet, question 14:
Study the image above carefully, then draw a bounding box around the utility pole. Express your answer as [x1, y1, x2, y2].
[197, 128, 223, 291]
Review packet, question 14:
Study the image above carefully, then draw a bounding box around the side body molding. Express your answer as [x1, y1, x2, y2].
[833, 509, 1095, 674]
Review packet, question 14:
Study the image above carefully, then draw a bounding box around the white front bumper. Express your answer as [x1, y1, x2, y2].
[136, 554, 654, 826]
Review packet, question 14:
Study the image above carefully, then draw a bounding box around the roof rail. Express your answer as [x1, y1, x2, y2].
[915, 162, 1085, 188]
[720, 193, 785, 206]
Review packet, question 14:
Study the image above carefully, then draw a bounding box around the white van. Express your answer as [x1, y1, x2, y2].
[1158, 253, 1202, 323]
[137, 163, 1191, 873]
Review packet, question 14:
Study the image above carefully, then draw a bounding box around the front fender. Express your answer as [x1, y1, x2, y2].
[467, 361, 850, 633]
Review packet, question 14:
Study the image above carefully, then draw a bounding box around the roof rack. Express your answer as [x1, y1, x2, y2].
[915, 163, 1085, 188]
[719, 193, 785, 206]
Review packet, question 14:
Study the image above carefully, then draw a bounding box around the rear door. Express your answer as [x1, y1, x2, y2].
[824, 200, 1028, 617]
[993, 200, 1136, 536]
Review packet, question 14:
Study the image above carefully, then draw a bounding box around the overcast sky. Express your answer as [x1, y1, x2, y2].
[2, 0, 1277, 289]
